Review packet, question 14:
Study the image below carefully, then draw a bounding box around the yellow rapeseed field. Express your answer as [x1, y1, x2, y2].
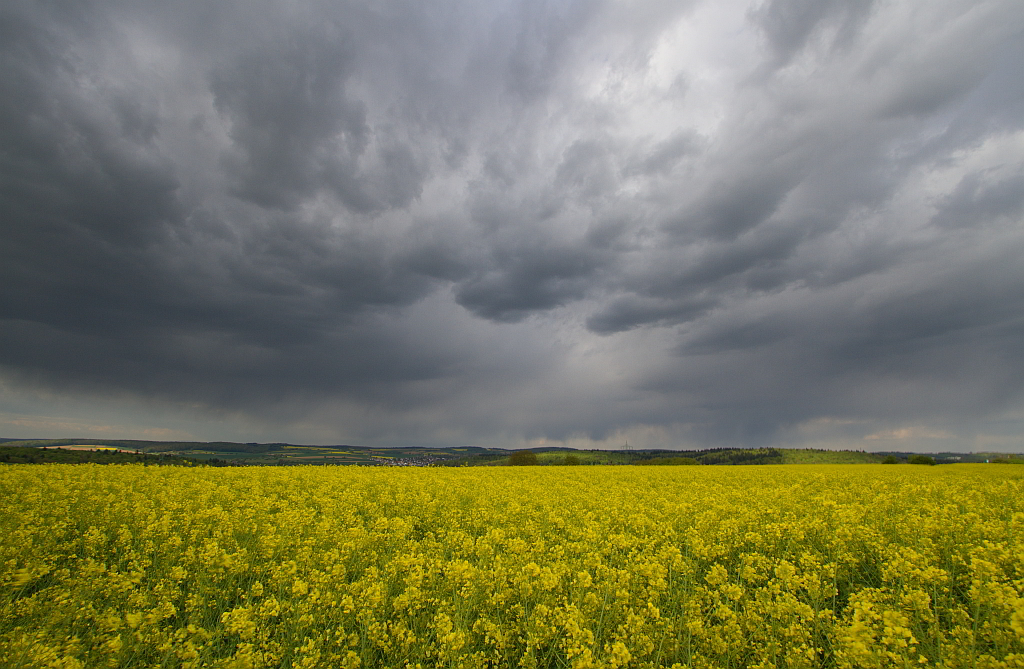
[2, 464, 1023, 668]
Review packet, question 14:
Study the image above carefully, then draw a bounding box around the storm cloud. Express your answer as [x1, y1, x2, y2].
[2, 0, 1024, 450]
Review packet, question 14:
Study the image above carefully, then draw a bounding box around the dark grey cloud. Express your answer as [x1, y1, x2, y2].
[211, 29, 370, 211]
[622, 131, 703, 178]
[2, 0, 1024, 450]
[750, 0, 875, 68]
[455, 243, 604, 322]
[932, 171, 1024, 229]
[586, 295, 717, 334]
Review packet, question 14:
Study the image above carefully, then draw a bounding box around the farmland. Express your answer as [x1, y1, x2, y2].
[0, 440, 502, 467]
[2, 438, 1011, 467]
[2, 465, 1024, 668]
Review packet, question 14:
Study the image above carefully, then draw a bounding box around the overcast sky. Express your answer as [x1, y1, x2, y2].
[2, 0, 1024, 452]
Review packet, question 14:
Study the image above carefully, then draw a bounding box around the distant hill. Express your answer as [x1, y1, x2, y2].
[1, 438, 1020, 467]
[0, 438, 282, 453]
[0, 445, 193, 466]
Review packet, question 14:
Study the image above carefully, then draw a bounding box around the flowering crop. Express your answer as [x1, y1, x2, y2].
[2, 464, 1023, 668]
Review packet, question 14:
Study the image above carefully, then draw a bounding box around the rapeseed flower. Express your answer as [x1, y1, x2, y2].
[1, 464, 1022, 667]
